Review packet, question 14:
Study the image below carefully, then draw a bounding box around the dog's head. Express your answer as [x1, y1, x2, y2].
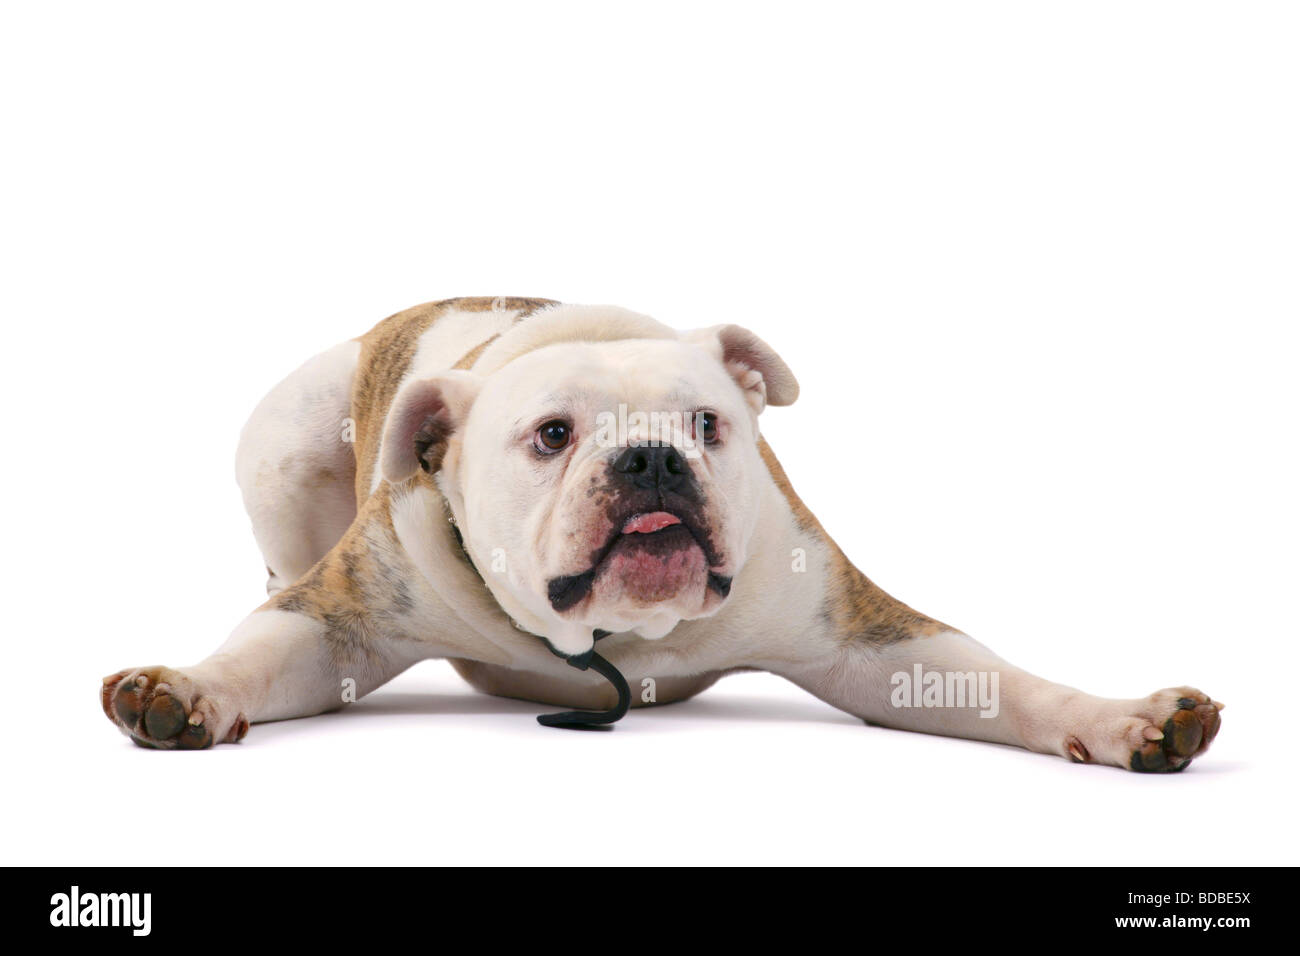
[380, 306, 798, 656]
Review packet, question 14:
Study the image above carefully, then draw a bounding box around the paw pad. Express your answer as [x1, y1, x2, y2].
[1128, 692, 1223, 773]
[101, 668, 248, 750]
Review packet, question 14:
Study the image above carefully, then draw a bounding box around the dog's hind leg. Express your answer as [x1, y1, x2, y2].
[236, 340, 360, 594]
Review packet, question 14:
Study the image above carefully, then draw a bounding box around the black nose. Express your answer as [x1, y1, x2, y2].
[612, 444, 689, 493]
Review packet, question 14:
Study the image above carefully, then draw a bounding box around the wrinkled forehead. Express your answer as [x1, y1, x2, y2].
[477, 339, 738, 417]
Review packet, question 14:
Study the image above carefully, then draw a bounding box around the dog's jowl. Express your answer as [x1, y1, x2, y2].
[100, 297, 1223, 771]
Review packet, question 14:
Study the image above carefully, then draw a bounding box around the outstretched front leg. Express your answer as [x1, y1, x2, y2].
[101, 497, 439, 748]
[753, 443, 1224, 772]
[101, 609, 379, 749]
[782, 626, 1223, 772]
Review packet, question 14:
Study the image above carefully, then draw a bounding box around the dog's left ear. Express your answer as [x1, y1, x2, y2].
[379, 370, 483, 483]
[686, 324, 799, 413]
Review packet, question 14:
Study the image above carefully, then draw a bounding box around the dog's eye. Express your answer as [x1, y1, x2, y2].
[535, 420, 572, 453]
[697, 411, 719, 444]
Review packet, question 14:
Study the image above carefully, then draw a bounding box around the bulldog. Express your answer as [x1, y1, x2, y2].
[101, 297, 1223, 770]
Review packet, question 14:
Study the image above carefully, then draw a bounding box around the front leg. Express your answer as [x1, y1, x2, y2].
[783, 627, 1223, 772]
[101, 498, 439, 749]
[752, 442, 1224, 772]
[101, 606, 428, 749]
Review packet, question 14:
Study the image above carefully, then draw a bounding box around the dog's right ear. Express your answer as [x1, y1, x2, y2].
[380, 370, 482, 483]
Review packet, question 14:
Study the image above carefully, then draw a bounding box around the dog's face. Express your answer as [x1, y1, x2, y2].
[382, 322, 797, 655]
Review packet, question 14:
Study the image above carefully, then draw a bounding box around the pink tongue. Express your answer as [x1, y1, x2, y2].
[622, 512, 682, 534]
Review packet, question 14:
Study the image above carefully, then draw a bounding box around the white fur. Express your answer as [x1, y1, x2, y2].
[236, 339, 360, 592]
[447, 335, 767, 655]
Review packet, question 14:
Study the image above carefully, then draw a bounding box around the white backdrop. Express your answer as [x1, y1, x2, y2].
[2, 1, 1296, 865]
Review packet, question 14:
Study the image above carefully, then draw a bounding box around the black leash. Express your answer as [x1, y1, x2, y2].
[536, 637, 632, 730]
[449, 514, 632, 730]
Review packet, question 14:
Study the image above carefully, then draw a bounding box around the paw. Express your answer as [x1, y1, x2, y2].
[1068, 687, 1223, 772]
[1124, 688, 1223, 772]
[101, 667, 249, 750]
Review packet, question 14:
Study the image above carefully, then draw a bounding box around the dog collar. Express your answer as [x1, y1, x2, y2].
[444, 503, 631, 730]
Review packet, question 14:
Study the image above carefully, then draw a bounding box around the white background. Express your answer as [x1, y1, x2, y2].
[2, 2, 1296, 866]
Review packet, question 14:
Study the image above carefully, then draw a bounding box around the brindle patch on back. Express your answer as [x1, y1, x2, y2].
[350, 297, 557, 501]
[759, 438, 946, 646]
[452, 333, 501, 370]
